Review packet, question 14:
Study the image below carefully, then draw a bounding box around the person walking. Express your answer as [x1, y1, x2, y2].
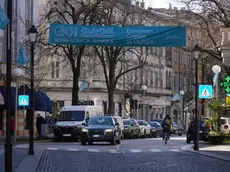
[36, 113, 45, 138]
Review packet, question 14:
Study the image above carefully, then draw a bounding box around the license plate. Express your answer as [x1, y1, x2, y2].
[199, 131, 203, 133]
[93, 135, 100, 137]
[63, 134, 71, 137]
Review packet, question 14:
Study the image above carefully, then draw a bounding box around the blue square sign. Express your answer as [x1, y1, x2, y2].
[199, 85, 213, 99]
[18, 95, 29, 106]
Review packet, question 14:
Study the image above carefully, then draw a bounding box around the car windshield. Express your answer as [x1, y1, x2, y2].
[59, 111, 85, 121]
[137, 120, 145, 126]
[149, 122, 157, 127]
[123, 120, 131, 125]
[153, 120, 163, 125]
[88, 117, 113, 126]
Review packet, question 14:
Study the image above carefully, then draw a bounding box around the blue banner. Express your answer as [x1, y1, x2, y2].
[49, 24, 186, 47]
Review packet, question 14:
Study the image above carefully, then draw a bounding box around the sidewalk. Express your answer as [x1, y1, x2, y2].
[181, 142, 230, 162]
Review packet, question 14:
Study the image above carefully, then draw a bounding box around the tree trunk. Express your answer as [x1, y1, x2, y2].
[107, 87, 115, 114]
[72, 71, 79, 105]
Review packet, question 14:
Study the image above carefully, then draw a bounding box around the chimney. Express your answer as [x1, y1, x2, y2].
[140, 0, 145, 8]
[136, 1, 139, 7]
[169, 3, 172, 9]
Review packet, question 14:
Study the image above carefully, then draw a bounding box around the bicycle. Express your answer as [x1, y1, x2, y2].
[164, 131, 170, 144]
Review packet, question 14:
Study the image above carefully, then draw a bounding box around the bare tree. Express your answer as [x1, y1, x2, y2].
[175, 0, 229, 73]
[93, 0, 163, 114]
[37, 0, 104, 105]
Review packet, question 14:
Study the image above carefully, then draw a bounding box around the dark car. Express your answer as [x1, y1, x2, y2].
[186, 118, 210, 144]
[80, 116, 121, 145]
[148, 121, 163, 138]
[172, 121, 184, 136]
[123, 119, 140, 139]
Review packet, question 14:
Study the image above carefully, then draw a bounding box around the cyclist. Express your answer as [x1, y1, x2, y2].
[161, 115, 172, 140]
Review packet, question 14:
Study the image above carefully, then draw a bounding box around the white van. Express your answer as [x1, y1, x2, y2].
[113, 116, 125, 139]
[54, 106, 104, 141]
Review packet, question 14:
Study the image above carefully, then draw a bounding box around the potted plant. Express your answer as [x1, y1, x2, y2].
[207, 100, 229, 144]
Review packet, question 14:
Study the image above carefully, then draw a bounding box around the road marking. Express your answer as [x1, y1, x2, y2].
[149, 149, 161, 152]
[129, 149, 141, 153]
[109, 149, 119, 153]
[170, 149, 181, 152]
[47, 148, 59, 150]
[88, 149, 100, 153]
[68, 148, 79, 152]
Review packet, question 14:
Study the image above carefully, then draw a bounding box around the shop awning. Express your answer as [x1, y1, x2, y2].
[0, 85, 16, 109]
[38, 90, 52, 112]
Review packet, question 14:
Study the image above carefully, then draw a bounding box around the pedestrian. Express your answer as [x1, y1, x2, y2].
[11, 116, 15, 137]
[36, 113, 45, 138]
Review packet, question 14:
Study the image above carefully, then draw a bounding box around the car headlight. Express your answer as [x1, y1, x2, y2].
[82, 128, 88, 132]
[105, 129, 113, 132]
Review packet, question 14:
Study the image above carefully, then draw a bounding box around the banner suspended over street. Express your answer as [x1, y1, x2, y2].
[49, 24, 186, 47]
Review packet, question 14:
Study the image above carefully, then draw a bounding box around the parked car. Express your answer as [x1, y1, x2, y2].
[80, 116, 121, 145]
[113, 116, 125, 139]
[151, 119, 164, 126]
[186, 117, 210, 144]
[220, 117, 230, 135]
[123, 119, 140, 139]
[148, 121, 163, 138]
[172, 121, 184, 136]
[137, 120, 152, 138]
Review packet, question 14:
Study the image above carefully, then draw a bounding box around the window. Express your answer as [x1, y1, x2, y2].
[180, 50, 183, 64]
[174, 48, 177, 63]
[51, 61, 60, 79]
[166, 71, 168, 88]
[160, 72, 163, 87]
[155, 72, 159, 86]
[150, 71, 154, 86]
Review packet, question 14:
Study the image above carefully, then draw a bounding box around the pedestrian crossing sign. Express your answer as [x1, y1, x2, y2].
[199, 85, 213, 99]
[18, 95, 29, 106]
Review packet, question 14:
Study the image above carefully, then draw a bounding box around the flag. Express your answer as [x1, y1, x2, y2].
[172, 93, 180, 101]
[213, 73, 218, 86]
[17, 45, 30, 66]
[0, 5, 9, 30]
[79, 81, 87, 92]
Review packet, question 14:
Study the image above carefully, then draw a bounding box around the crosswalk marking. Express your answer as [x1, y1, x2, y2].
[109, 149, 119, 153]
[170, 149, 181, 152]
[149, 149, 161, 152]
[88, 149, 100, 153]
[129, 149, 141, 153]
[47, 148, 59, 150]
[68, 148, 79, 152]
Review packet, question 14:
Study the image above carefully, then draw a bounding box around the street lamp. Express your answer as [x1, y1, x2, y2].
[179, 90, 185, 129]
[12, 68, 24, 144]
[86, 79, 92, 105]
[212, 65, 221, 100]
[194, 44, 200, 151]
[28, 25, 38, 155]
[141, 85, 147, 120]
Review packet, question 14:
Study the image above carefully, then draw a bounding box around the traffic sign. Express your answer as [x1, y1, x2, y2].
[18, 95, 29, 106]
[199, 85, 213, 99]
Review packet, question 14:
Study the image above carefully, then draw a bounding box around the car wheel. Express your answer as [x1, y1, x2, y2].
[88, 141, 93, 145]
[110, 136, 116, 145]
[186, 138, 191, 144]
[81, 140, 87, 145]
[143, 130, 146, 138]
[54, 134, 62, 142]
[149, 130, 152, 138]
[129, 131, 133, 139]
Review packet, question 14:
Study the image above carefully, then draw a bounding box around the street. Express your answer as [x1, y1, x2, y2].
[1, 135, 230, 171]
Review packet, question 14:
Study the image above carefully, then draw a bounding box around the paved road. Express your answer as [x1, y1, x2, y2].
[14, 136, 187, 153]
[37, 150, 230, 172]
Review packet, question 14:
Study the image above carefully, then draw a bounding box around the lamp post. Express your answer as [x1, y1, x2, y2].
[179, 90, 185, 128]
[212, 65, 221, 100]
[194, 44, 200, 151]
[86, 79, 92, 105]
[28, 25, 38, 155]
[12, 68, 23, 144]
[5, 0, 13, 171]
[141, 85, 147, 120]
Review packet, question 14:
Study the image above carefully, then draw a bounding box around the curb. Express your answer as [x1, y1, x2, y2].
[15, 149, 44, 172]
[181, 145, 230, 162]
